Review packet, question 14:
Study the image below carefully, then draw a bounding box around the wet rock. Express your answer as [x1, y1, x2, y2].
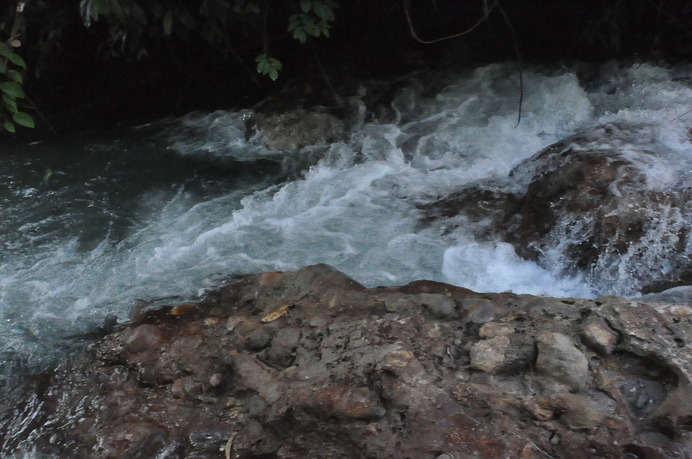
[0, 265, 690, 458]
[254, 109, 346, 151]
[423, 123, 692, 295]
[124, 324, 165, 354]
[297, 384, 386, 421]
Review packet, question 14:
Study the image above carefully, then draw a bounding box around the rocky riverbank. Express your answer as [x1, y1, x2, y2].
[1, 264, 689, 458]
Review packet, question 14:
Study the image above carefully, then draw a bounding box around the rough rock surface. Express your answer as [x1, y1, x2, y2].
[1, 264, 690, 458]
[254, 108, 348, 151]
[422, 123, 692, 295]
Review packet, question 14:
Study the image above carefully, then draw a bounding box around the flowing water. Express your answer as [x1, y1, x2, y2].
[1, 61, 691, 397]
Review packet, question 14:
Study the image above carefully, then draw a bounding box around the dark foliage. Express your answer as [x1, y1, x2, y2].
[1, 0, 690, 133]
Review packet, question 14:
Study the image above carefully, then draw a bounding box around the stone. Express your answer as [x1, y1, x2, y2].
[124, 324, 165, 354]
[581, 317, 619, 354]
[470, 336, 510, 373]
[419, 293, 457, 319]
[535, 332, 589, 391]
[209, 373, 223, 387]
[478, 321, 516, 338]
[254, 109, 346, 151]
[1, 265, 689, 458]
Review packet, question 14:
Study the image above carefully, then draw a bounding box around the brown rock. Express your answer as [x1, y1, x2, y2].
[124, 324, 165, 354]
[299, 384, 386, 421]
[581, 317, 619, 354]
[0, 265, 689, 458]
[479, 321, 516, 338]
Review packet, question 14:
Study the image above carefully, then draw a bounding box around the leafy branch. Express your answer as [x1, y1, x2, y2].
[288, 0, 337, 44]
[1, 1, 34, 133]
[257, 0, 338, 81]
[256, 54, 282, 81]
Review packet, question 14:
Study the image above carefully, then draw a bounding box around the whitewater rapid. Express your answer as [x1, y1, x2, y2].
[1, 61, 691, 395]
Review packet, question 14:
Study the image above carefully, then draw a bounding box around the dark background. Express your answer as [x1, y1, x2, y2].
[3, 0, 691, 134]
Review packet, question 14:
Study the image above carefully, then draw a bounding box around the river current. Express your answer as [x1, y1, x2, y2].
[1, 61, 691, 396]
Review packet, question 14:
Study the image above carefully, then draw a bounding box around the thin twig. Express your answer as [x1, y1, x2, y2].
[24, 91, 58, 135]
[230, 46, 261, 88]
[310, 42, 339, 105]
[671, 107, 692, 121]
[495, 1, 524, 127]
[174, 46, 212, 113]
[403, 0, 497, 45]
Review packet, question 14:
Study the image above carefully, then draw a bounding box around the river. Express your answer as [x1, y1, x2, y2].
[1, 61, 691, 398]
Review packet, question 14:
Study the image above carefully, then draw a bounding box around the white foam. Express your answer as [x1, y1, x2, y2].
[442, 241, 593, 297]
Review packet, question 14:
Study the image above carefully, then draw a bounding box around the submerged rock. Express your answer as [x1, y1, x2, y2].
[0, 264, 690, 458]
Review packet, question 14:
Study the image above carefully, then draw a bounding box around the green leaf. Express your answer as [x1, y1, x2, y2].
[3, 120, 15, 133]
[3, 94, 18, 113]
[111, 0, 127, 21]
[246, 2, 261, 14]
[8, 51, 26, 68]
[288, 14, 301, 31]
[0, 60, 6, 74]
[163, 10, 173, 36]
[294, 29, 307, 44]
[304, 21, 320, 37]
[13, 111, 35, 128]
[7, 69, 22, 84]
[93, 0, 112, 16]
[0, 48, 26, 69]
[313, 1, 335, 21]
[0, 81, 24, 99]
[255, 54, 282, 81]
[300, 0, 312, 14]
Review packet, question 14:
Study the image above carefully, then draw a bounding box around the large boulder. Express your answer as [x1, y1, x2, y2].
[423, 123, 692, 295]
[1, 264, 690, 458]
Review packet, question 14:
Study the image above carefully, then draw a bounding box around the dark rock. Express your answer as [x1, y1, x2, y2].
[1, 264, 690, 458]
[422, 123, 692, 295]
[243, 328, 273, 351]
[420, 293, 457, 319]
